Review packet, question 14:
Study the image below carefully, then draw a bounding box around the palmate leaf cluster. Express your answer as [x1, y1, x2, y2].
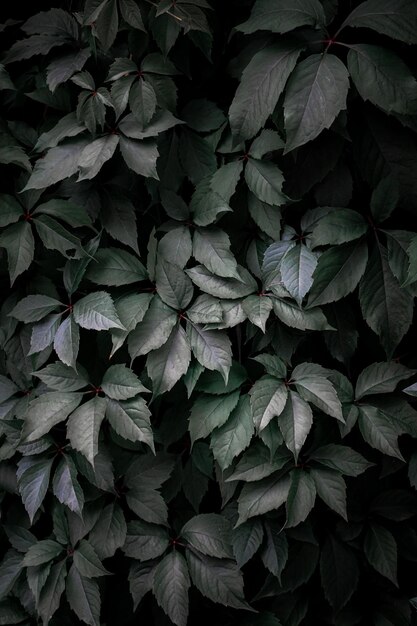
[0, 0, 417, 624]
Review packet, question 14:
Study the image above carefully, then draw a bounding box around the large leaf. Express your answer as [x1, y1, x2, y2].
[359, 243, 413, 358]
[364, 523, 398, 586]
[280, 244, 317, 305]
[307, 239, 369, 307]
[67, 396, 107, 466]
[128, 295, 178, 359]
[0, 221, 34, 285]
[355, 361, 416, 399]
[347, 44, 417, 115]
[249, 375, 288, 431]
[340, 0, 417, 44]
[181, 514, 233, 558]
[237, 0, 325, 34]
[278, 391, 313, 462]
[23, 140, 89, 190]
[153, 552, 190, 626]
[187, 322, 232, 384]
[186, 551, 250, 610]
[229, 43, 302, 142]
[147, 324, 191, 396]
[237, 473, 291, 525]
[210, 395, 254, 470]
[189, 391, 240, 444]
[320, 536, 359, 611]
[22, 392, 83, 442]
[283, 54, 349, 152]
[73, 291, 125, 331]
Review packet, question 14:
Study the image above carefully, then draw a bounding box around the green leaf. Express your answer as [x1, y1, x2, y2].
[186, 551, 250, 610]
[248, 193, 281, 239]
[119, 0, 145, 30]
[291, 362, 343, 421]
[73, 540, 110, 577]
[237, 0, 325, 34]
[320, 536, 359, 611]
[101, 364, 149, 399]
[25, 320, 58, 362]
[261, 522, 288, 580]
[186, 264, 257, 299]
[245, 158, 287, 206]
[101, 194, 139, 254]
[181, 514, 233, 558]
[66, 564, 101, 626]
[17, 457, 54, 522]
[286, 469, 316, 528]
[159, 226, 192, 269]
[33, 199, 92, 228]
[0, 375, 18, 403]
[364, 523, 398, 586]
[22, 392, 83, 442]
[250, 375, 288, 431]
[23, 540, 63, 566]
[105, 397, 154, 451]
[147, 324, 191, 396]
[123, 520, 169, 560]
[34, 112, 86, 152]
[359, 243, 413, 358]
[228, 443, 290, 482]
[210, 395, 254, 470]
[284, 54, 349, 153]
[187, 323, 232, 384]
[272, 298, 333, 330]
[155, 259, 194, 309]
[189, 390, 240, 444]
[310, 468, 347, 520]
[305, 207, 368, 248]
[87, 247, 147, 286]
[348, 45, 417, 115]
[111, 292, 152, 357]
[355, 361, 415, 399]
[77, 135, 119, 181]
[237, 473, 290, 525]
[38, 559, 67, 625]
[180, 130, 216, 185]
[53, 454, 84, 514]
[0, 551, 24, 600]
[0, 194, 22, 227]
[129, 79, 157, 128]
[53, 314, 80, 369]
[340, 0, 417, 45]
[191, 176, 232, 227]
[233, 519, 264, 568]
[73, 291, 125, 331]
[280, 244, 317, 305]
[242, 295, 273, 332]
[193, 228, 239, 279]
[229, 43, 302, 142]
[279, 390, 313, 462]
[129, 561, 157, 610]
[119, 137, 159, 179]
[309, 444, 373, 476]
[23, 140, 89, 190]
[67, 396, 107, 466]
[89, 502, 127, 560]
[0, 221, 35, 285]
[153, 552, 190, 626]
[34, 214, 85, 258]
[358, 404, 404, 460]
[307, 239, 369, 307]
[128, 295, 178, 360]
[9, 295, 62, 322]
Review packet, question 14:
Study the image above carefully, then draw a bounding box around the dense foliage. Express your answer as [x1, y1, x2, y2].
[1, 0, 417, 624]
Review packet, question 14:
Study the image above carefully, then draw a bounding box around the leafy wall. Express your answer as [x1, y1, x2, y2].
[1, 0, 417, 625]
